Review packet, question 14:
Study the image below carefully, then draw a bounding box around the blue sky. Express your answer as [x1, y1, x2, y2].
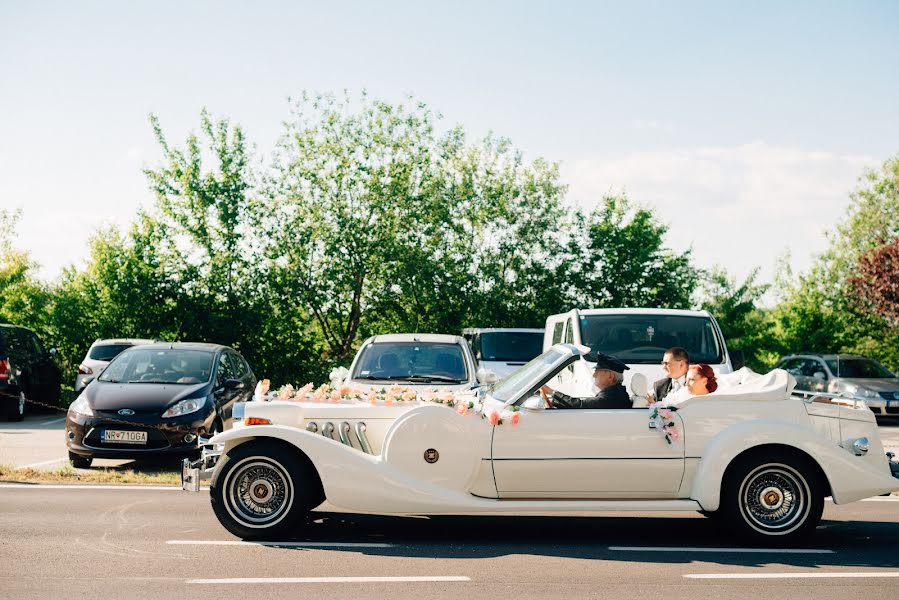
[2, 1, 897, 286]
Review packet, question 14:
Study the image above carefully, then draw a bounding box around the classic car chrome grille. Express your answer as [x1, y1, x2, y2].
[305, 420, 373, 454]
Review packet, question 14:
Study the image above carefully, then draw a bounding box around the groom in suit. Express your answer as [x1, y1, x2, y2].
[653, 347, 689, 403]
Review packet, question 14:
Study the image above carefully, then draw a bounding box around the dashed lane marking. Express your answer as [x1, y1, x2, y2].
[15, 457, 69, 469]
[187, 576, 471, 584]
[168, 540, 394, 548]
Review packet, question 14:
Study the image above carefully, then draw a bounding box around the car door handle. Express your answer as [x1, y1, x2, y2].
[648, 421, 657, 429]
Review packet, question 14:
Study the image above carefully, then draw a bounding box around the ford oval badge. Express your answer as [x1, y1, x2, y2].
[118, 409, 135, 416]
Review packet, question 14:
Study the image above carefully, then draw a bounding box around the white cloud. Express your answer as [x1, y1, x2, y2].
[562, 142, 876, 285]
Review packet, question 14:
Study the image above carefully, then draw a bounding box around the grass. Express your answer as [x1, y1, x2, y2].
[0, 462, 191, 486]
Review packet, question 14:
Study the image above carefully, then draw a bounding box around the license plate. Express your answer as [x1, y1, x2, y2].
[102, 430, 147, 444]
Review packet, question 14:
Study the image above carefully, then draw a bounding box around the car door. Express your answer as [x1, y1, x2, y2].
[222, 351, 253, 423]
[24, 331, 58, 403]
[491, 405, 685, 498]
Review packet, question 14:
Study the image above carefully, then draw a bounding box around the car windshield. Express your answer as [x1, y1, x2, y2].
[99, 348, 214, 384]
[479, 331, 544, 362]
[89, 344, 136, 362]
[825, 358, 894, 379]
[579, 314, 723, 364]
[352, 342, 468, 383]
[490, 346, 576, 404]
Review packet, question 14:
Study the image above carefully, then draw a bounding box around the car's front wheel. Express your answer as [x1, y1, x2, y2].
[721, 450, 824, 543]
[210, 440, 324, 540]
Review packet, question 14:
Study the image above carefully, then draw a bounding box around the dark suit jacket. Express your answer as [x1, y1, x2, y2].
[550, 383, 632, 409]
[654, 377, 673, 403]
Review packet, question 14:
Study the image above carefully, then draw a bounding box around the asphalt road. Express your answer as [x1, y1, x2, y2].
[1, 486, 898, 600]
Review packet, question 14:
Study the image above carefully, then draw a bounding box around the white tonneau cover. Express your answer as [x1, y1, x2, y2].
[671, 368, 797, 406]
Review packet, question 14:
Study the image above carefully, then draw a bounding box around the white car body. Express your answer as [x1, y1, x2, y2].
[544, 308, 735, 402]
[185, 344, 899, 542]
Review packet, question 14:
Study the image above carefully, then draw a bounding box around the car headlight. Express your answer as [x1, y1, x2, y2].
[162, 397, 206, 418]
[854, 388, 878, 399]
[69, 395, 94, 417]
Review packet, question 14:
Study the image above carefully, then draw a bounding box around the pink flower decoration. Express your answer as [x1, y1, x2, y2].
[509, 412, 520, 426]
[330, 390, 341, 403]
[658, 409, 673, 420]
[421, 387, 436, 402]
[338, 385, 350, 396]
[438, 391, 455, 404]
[401, 389, 417, 402]
[487, 410, 500, 426]
[367, 389, 378, 404]
[296, 383, 314, 400]
[455, 402, 468, 416]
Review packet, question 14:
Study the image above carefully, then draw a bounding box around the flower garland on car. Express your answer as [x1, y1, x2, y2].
[648, 404, 679, 445]
[253, 379, 522, 426]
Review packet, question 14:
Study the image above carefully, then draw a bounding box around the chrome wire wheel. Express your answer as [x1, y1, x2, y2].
[737, 463, 810, 535]
[223, 457, 295, 529]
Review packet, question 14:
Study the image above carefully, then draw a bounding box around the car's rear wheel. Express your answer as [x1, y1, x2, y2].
[721, 450, 823, 543]
[7, 389, 25, 422]
[68, 451, 92, 469]
[210, 440, 323, 540]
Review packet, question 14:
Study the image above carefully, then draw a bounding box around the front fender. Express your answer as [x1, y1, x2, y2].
[690, 420, 898, 511]
[209, 424, 488, 514]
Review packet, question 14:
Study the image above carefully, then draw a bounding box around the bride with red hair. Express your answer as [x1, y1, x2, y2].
[661, 363, 718, 405]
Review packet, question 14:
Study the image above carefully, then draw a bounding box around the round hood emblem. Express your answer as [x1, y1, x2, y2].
[117, 409, 135, 416]
[424, 448, 439, 464]
[893, 392, 899, 400]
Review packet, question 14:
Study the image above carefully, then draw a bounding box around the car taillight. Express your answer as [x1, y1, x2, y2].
[0, 359, 8, 380]
[78, 364, 93, 375]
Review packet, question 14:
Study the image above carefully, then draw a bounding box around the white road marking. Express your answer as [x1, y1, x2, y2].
[610, 546, 834, 554]
[0, 484, 204, 491]
[37, 416, 67, 425]
[168, 540, 394, 548]
[685, 572, 899, 579]
[187, 576, 471, 585]
[15, 458, 69, 469]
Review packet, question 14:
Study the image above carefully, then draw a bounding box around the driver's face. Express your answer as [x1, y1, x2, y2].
[662, 352, 688, 379]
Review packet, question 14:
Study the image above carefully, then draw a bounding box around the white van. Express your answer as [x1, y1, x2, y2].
[462, 328, 545, 380]
[543, 308, 740, 400]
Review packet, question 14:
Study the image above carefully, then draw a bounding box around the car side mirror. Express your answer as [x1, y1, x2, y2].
[476, 368, 498, 384]
[224, 379, 244, 390]
[812, 371, 827, 380]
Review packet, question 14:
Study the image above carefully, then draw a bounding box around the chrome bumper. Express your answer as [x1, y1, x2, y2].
[181, 442, 222, 492]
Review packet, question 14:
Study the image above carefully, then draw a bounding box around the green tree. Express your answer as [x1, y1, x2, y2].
[566, 195, 697, 309]
[699, 267, 771, 369]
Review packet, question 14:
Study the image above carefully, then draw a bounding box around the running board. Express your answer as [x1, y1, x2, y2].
[465, 499, 702, 513]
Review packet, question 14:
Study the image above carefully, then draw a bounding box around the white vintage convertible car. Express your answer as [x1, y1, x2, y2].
[183, 344, 899, 542]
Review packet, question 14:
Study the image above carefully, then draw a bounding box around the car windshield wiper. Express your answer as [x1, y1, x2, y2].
[354, 374, 412, 381]
[406, 374, 463, 383]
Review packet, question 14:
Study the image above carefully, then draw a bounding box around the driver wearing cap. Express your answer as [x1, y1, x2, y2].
[540, 352, 632, 409]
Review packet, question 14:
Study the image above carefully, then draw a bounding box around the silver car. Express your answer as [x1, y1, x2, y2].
[775, 353, 899, 417]
[75, 338, 155, 393]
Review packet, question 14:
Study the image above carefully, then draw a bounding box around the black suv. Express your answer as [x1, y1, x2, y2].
[0, 324, 62, 421]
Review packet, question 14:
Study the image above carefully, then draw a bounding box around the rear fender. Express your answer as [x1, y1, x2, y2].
[690, 420, 898, 511]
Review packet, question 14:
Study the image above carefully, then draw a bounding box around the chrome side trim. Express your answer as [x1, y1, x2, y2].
[354, 421, 373, 454]
[322, 422, 335, 440]
[306, 421, 318, 433]
[338, 422, 353, 447]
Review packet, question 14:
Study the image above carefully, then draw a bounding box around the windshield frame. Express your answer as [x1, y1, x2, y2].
[351, 341, 471, 384]
[98, 347, 215, 385]
[578, 313, 725, 365]
[489, 345, 583, 406]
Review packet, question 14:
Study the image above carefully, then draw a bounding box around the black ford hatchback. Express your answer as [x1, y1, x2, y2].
[65, 343, 255, 468]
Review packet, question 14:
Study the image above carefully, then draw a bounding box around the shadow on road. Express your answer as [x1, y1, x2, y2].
[246, 511, 899, 569]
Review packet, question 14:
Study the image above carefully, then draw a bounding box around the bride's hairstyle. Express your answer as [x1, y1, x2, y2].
[690, 363, 718, 393]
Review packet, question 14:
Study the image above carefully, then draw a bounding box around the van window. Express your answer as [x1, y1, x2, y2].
[478, 331, 543, 362]
[578, 314, 723, 364]
[551, 322, 563, 345]
[564, 319, 573, 344]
